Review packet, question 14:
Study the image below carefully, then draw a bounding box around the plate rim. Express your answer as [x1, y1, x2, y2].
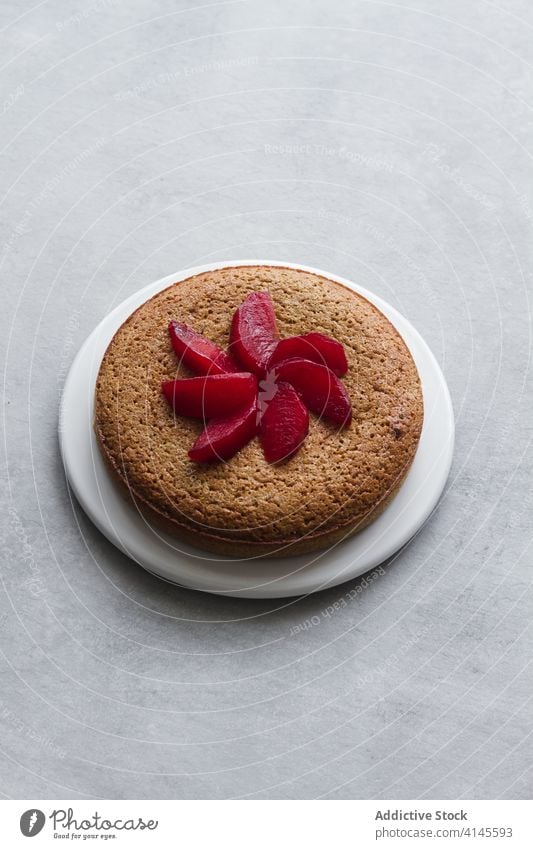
[59, 260, 454, 598]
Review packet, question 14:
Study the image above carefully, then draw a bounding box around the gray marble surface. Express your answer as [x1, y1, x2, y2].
[1, 0, 532, 800]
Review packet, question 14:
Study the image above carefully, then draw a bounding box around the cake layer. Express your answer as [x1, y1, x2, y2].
[95, 265, 423, 556]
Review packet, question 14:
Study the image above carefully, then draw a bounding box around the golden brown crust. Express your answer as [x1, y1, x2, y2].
[94, 265, 423, 557]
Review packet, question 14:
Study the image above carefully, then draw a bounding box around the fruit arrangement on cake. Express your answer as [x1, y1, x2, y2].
[95, 265, 423, 557]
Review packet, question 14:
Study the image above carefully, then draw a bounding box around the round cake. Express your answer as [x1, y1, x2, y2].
[94, 265, 423, 557]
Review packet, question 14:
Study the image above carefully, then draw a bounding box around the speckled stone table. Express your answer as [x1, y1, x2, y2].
[1, 0, 531, 800]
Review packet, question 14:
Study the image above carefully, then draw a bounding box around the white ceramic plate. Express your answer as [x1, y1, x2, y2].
[59, 261, 454, 598]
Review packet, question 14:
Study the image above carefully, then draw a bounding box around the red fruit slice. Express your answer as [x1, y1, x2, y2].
[260, 382, 309, 463]
[168, 321, 238, 375]
[162, 373, 257, 419]
[188, 397, 258, 463]
[230, 291, 279, 375]
[273, 358, 352, 426]
[269, 332, 348, 377]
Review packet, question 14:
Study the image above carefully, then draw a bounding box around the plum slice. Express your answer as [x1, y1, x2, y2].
[188, 396, 258, 463]
[229, 291, 278, 376]
[260, 382, 309, 463]
[162, 373, 257, 419]
[273, 358, 352, 426]
[268, 332, 348, 377]
[168, 320, 238, 375]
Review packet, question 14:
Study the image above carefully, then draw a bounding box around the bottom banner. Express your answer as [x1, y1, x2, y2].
[1, 799, 531, 848]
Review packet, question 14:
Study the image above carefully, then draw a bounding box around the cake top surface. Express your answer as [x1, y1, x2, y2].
[95, 265, 423, 544]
